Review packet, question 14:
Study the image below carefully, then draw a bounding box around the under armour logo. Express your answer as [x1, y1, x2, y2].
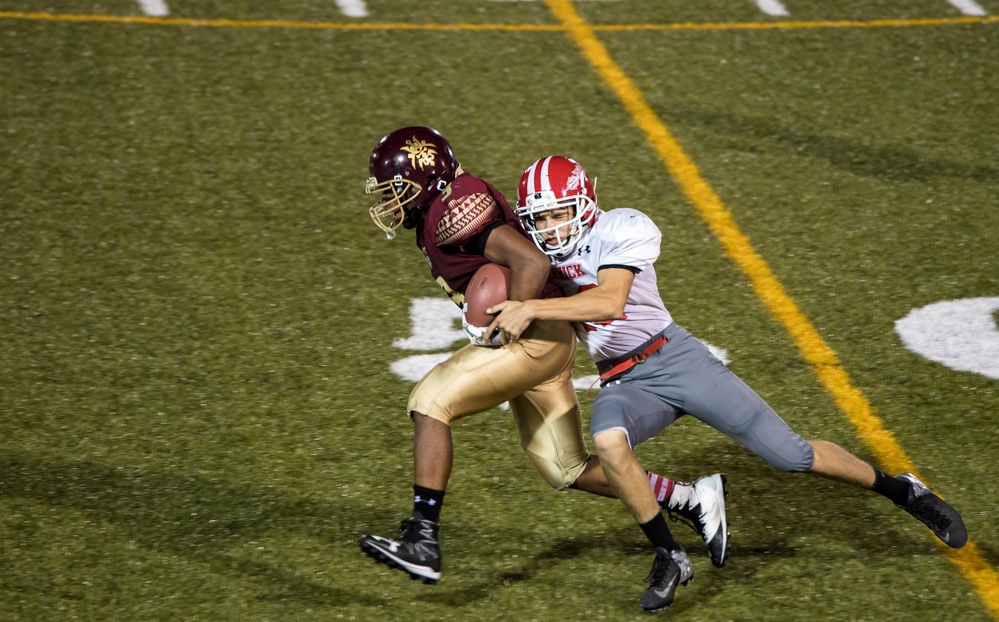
[414, 496, 437, 506]
[577, 245, 591, 256]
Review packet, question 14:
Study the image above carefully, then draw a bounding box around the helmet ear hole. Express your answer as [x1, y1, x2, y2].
[425, 173, 448, 193]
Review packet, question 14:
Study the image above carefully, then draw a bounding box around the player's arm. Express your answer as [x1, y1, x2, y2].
[488, 267, 635, 342]
[480, 224, 551, 302]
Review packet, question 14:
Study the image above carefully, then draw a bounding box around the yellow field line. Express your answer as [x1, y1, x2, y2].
[0, 11, 560, 30]
[0, 10, 996, 32]
[543, 0, 999, 618]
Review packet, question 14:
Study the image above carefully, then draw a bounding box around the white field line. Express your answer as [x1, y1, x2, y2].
[895, 297, 999, 380]
[947, 0, 987, 15]
[334, 0, 369, 18]
[756, 0, 790, 16]
[137, 0, 168, 17]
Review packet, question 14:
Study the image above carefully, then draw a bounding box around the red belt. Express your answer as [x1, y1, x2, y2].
[597, 335, 668, 381]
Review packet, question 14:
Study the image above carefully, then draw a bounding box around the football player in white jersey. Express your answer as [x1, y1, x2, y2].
[488, 155, 967, 613]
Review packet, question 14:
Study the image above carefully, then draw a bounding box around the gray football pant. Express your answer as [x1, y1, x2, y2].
[590, 322, 815, 472]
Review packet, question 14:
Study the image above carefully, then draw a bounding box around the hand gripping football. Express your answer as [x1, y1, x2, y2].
[463, 263, 512, 328]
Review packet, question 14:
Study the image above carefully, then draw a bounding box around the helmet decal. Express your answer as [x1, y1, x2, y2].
[402, 137, 438, 171]
[566, 163, 587, 192]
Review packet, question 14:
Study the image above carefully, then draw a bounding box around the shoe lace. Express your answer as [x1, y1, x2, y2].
[401, 516, 438, 542]
[909, 498, 951, 531]
[400, 516, 428, 535]
[644, 553, 669, 586]
[667, 509, 700, 532]
[666, 485, 703, 530]
[396, 517, 439, 560]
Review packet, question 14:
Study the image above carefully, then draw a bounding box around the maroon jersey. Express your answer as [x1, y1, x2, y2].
[415, 172, 561, 308]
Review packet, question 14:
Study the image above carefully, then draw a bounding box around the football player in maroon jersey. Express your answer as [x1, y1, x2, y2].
[358, 127, 729, 584]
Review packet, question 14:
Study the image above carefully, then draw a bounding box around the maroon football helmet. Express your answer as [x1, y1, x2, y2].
[365, 126, 460, 238]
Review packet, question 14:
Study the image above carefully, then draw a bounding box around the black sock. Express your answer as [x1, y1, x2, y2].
[413, 484, 445, 523]
[871, 470, 910, 506]
[639, 512, 678, 551]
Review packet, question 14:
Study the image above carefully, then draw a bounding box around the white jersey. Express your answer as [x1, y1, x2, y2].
[549, 208, 673, 362]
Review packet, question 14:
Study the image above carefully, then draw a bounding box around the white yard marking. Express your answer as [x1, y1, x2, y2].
[391, 352, 454, 383]
[392, 298, 464, 351]
[137, 0, 169, 17]
[896, 297, 999, 380]
[947, 0, 987, 15]
[755, 0, 790, 16]
[334, 0, 369, 17]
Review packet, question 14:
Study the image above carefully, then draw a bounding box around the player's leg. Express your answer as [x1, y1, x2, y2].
[413, 412, 452, 502]
[591, 430, 665, 523]
[357, 413, 449, 583]
[646, 323, 814, 472]
[506, 320, 690, 503]
[361, 323, 625, 582]
[808, 440, 967, 547]
[587, 403, 692, 611]
[808, 439, 874, 487]
[505, 319, 592, 490]
[359, 343, 522, 584]
[662, 323, 967, 548]
[592, 378, 729, 568]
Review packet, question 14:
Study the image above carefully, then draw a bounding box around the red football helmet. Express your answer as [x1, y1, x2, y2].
[365, 126, 460, 239]
[516, 155, 598, 258]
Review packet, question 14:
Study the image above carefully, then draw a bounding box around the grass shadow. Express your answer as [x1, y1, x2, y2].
[0, 453, 386, 608]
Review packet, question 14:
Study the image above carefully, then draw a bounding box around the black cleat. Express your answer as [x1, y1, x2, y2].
[640, 545, 693, 612]
[896, 473, 967, 548]
[359, 513, 442, 584]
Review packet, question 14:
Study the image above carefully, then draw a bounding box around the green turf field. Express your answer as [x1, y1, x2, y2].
[1, 2, 997, 620]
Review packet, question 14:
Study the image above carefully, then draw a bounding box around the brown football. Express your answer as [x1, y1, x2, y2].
[464, 263, 512, 328]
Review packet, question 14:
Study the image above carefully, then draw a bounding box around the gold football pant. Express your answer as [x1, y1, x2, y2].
[408, 319, 589, 490]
